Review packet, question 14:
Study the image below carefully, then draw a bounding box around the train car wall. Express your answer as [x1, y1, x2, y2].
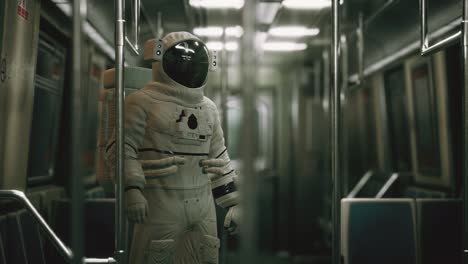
[0, 0, 41, 190]
[405, 52, 452, 188]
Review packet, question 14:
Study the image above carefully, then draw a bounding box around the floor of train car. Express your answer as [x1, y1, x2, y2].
[224, 254, 331, 264]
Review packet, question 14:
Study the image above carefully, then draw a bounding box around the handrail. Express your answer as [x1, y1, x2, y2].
[125, 0, 141, 56]
[346, 170, 373, 198]
[375, 173, 399, 198]
[0, 190, 73, 260]
[331, 1, 342, 264]
[348, 18, 460, 83]
[0, 190, 117, 263]
[420, 0, 462, 56]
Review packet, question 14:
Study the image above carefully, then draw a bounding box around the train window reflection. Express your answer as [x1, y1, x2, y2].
[27, 34, 66, 184]
[410, 60, 441, 177]
[384, 66, 412, 171]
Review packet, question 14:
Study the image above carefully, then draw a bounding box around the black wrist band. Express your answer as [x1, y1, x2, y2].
[124, 186, 141, 192]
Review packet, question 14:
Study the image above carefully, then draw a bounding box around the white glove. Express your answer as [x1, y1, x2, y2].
[141, 156, 186, 178]
[199, 158, 229, 179]
[125, 188, 148, 223]
[224, 205, 241, 235]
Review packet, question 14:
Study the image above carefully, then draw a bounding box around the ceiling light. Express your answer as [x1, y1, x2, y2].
[194, 27, 224, 37]
[225, 26, 244, 38]
[269, 26, 320, 38]
[189, 0, 244, 9]
[263, 42, 307, 52]
[206, 41, 224, 51]
[225, 42, 239, 51]
[206, 41, 239, 51]
[193, 26, 243, 38]
[282, 0, 331, 10]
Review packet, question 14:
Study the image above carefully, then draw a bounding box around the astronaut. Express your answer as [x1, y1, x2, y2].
[106, 32, 240, 264]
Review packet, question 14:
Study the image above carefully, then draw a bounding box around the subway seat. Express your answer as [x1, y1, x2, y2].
[46, 198, 116, 263]
[341, 198, 462, 264]
[417, 199, 462, 264]
[0, 213, 28, 264]
[97, 66, 152, 195]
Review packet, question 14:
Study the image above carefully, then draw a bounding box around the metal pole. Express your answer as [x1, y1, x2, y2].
[331, 0, 341, 263]
[240, 0, 258, 262]
[71, 0, 85, 263]
[0, 190, 73, 260]
[322, 50, 330, 112]
[420, 0, 461, 56]
[350, 18, 460, 82]
[420, 0, 429, 50]
[133, 0, 140, 49]
[114, 0, 126, 262]
[221, 16, 229, 143]
[462, 0, 468, 260]
[156, 12, 163, 39]
[340, 34, 349, 196]
[124, 0, 140, 55]
[357, 13, 364, 85]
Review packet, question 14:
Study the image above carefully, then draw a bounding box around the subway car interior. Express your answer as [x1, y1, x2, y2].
[0, 0, 467, 263]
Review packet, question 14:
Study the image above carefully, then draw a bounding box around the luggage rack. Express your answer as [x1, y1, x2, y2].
[0, 190, 117, 263]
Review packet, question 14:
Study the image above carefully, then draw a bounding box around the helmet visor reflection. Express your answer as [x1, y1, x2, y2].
[163, 40, 210, 88]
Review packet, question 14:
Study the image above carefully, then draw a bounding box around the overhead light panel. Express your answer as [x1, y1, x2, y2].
[193, 26, 243, 38]
[206, 41, 239, 51]
[225, 42, 239, 51]
[189, 0, 244, 9]
[193, 27, 224, 37]
[206, 41, 224, 51]
[225, 26, 244, 38]
[282, 0, 331, 10]
[269, 26, 320, 38]
[263, 41, 307, 52]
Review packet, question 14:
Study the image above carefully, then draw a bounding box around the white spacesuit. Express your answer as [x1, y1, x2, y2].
[106, 32, 239, 264]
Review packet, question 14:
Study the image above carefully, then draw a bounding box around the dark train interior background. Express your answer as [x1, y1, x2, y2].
[0, 0, 466, 263]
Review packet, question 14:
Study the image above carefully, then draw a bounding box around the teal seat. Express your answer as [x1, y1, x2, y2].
[341, 198, 417, 264]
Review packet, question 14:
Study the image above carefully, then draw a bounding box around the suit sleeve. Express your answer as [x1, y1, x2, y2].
[208, 103, 239, 208]
[209, 106, 235, 174]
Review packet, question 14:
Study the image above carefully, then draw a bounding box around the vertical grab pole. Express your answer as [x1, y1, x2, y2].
[340, 34, 349, 196]
[221, 16, 229, 143]
[331, 0, 342, 263]
[357, 13, 364, 85]
[240, 0, 258, 262]
[115, 0, 126, 262]
[463, 0, 468, 260]
[71, 0, 85, 263]
[420, 0, 429, 51]
[133, 0, 140, 50]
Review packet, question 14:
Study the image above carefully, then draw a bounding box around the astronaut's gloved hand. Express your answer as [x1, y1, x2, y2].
[125, 188, 148, 224]
[141, 156, 186, 178]
[224, 205, 241, 235]
[199, 159, 229, 180]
